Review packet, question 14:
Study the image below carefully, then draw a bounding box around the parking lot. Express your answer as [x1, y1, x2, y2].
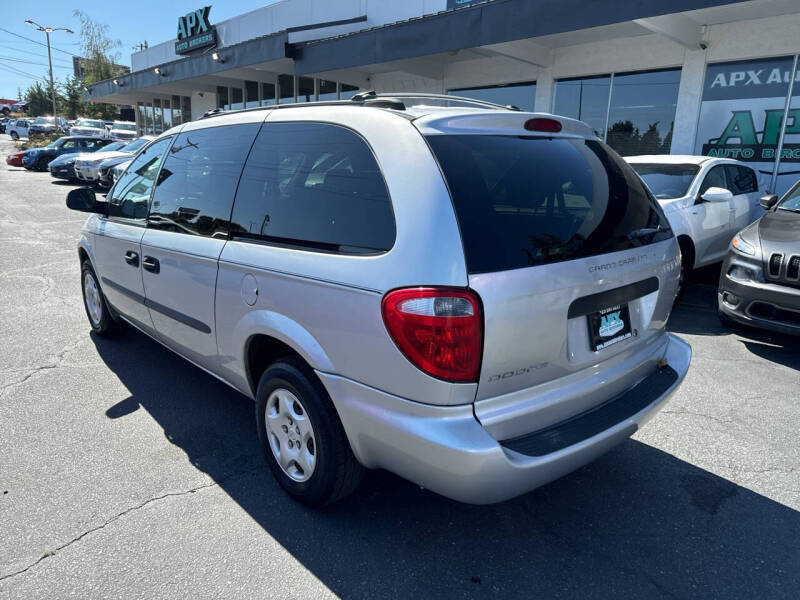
[0, 133, 798, 598]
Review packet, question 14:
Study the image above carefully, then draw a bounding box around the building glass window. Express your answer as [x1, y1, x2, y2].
[278, 74, 294, 104]
[606, 69, 680, 156]
[172, 95, 182, 125]
[182, 96, 191, 124]
[145, 102, 154, 135]
[696, 56, 799, 195]
[340, 83, 359, 100]
[297, 76, 314, 103]
[449, 81, 536, 111]
[319, 79, 337, 101]
[217, 86, 229, 111]
[245, 80, 259, 109]
[231, 86, 244, 110]
[163, 98, 173, 131]
[153, 98, 163, 134]
[136, 102, 145, 135]
[553, 75, 612, 140]
[261, 82, 276, 106]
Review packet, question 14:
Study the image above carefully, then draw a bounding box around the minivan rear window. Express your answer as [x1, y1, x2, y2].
[426, 135, 672, 274]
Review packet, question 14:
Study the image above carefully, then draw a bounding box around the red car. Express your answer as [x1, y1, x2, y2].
[6, 150, 23, 167]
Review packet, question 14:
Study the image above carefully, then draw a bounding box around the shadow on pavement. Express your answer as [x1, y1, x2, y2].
[93, 328, 800, 599]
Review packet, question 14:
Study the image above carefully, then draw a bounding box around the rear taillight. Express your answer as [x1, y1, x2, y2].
[524, 117, 562, 133]
[382, 287, 482, 383]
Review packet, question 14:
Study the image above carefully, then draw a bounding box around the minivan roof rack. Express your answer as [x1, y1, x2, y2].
[200, 90, 519, 120]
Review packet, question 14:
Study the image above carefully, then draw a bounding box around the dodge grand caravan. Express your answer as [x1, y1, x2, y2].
[67, 93, 692, 506]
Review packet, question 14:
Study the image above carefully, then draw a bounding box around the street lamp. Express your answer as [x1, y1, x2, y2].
[24, 19, 73, 122]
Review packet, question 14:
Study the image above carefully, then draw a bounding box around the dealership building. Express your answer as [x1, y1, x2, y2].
[86, 0, 800, 193]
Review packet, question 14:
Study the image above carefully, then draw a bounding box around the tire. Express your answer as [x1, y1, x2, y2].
[35, 156, 52, 171]
[81, 260, 120, 336]
[675, 238, 694, 302]
[256, 357, 363, 506]
[10, 131, 18, 140]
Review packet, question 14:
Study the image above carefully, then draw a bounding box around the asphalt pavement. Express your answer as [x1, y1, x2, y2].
[0, 135, 798, 599]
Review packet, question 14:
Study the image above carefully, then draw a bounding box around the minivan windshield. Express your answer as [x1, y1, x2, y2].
[629, 163, 700, 199]
[426, 135, 672, 274]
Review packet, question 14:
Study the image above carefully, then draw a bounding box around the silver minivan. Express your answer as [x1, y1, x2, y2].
[67, 93, 692, 506]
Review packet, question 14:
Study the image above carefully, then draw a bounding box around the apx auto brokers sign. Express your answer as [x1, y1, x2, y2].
[175, 6, 217, 55]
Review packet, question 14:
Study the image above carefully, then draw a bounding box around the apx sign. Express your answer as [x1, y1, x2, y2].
[175, 6, 216, 55]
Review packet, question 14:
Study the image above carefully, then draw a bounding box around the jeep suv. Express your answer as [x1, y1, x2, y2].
[66, 93, 691, 506]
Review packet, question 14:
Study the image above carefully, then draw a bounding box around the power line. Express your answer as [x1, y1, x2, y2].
[0, 60, 50, 82]
[0, 55, 73, 69]
[0, 27, 77, 57]
[0, 44, 74, 66]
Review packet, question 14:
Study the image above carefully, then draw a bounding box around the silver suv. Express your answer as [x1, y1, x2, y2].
[66, 93, 692, 506]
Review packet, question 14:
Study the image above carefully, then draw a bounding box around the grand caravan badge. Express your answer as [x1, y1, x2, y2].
[599, 310, 625, 338]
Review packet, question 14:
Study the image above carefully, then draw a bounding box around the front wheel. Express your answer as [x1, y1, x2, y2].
[256, 358, 363, 506]
[81, 260, 120, 336]
[35, 156, 52, 171]
[10, 131, 19, 140]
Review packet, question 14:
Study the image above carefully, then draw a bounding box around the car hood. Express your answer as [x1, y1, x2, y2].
[758, 209, 800, 245]
[84, 150, 130, 162]
[50, 152, 86, 166]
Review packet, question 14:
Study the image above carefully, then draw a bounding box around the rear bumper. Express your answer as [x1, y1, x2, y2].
[320, 333, 691, 504]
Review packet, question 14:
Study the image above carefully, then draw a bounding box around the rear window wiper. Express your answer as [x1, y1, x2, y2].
[626, 225, 668, 241]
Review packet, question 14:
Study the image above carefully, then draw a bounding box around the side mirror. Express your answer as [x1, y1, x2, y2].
[66, 188, 106, 214]
[701, 187, 734, 203]
[759, 194, 779, 210]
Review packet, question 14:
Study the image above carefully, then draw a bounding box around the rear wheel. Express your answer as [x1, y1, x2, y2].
[255, 358, 363, 506]
[81, 260, 120, 336]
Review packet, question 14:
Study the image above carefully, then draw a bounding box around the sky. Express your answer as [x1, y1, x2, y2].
[0, 1, 273, 100]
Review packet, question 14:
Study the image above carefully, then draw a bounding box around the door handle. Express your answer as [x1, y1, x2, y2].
[124, 250, 139, 267]
[142, 256, 160, 274]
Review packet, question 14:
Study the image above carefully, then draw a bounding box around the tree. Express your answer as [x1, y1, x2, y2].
[25, 81, 56, 116]
[60, 77, 85, 120]
[73, 10, 124, 120]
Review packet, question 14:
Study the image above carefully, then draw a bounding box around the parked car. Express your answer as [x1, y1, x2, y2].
[0, 117, 8, 133]
[108, 158, 132, 185]
[626, 155, 765, 292]
[29, 116, 69, 136]
[65, 96, 691, 506]
[10, 101, 27, 113]
[22, 136, 112, 171]
[108, 121, 137, 141]
[69, 118, 109, 139]
[72, 141, 127, 183]
[75, 137, 153, 184]
[48, 152, 82, 181]
[5, 149, 24, 167]
[718, 183, 800, 335]
[1, 103, 12, 116]
[7, 118, 31, 140]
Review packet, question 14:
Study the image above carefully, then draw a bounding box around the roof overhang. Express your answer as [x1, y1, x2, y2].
[85, 31, 290, 102]
[292, 0, 749, 75]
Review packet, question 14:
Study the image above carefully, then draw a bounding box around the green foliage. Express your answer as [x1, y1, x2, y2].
[73, 10, 123, 85]
[25, 81, 54, 117]
[606, 120, 674, 156]
[60, 77, 84, 120]
[15, 133, 61, 150]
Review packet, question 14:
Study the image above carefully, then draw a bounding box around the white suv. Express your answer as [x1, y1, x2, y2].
[65, 94, 691, 506]
[626, 156, 765, 289]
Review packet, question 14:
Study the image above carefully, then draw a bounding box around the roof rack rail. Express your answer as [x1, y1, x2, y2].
[351, 90, 519, 111]
[199, 90, 519, 120]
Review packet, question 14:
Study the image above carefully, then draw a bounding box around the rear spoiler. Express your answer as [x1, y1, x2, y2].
[413, 111, 596, 139]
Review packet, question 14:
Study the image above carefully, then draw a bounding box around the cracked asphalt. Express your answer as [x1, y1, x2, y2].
[1, 134, 799, 599]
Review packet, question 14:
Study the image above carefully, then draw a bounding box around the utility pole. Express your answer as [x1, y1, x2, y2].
[25, 20, 73, 120]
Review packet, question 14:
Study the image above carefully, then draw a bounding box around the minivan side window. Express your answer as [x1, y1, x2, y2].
[148, 124, 260, 238]
[230, 122, 395, 253]
[108, 137, 172, 220]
